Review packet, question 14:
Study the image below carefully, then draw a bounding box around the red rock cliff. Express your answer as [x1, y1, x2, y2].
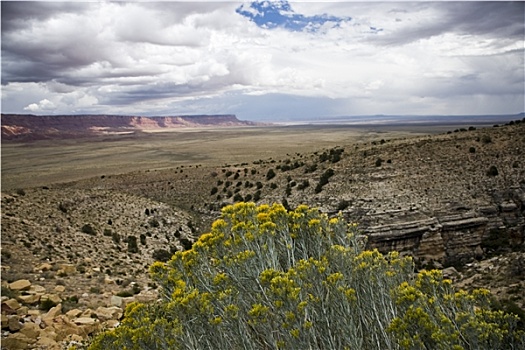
[1, 114, 257, 141]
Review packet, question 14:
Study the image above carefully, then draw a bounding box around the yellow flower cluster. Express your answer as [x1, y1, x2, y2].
[91, 202, 525, 350]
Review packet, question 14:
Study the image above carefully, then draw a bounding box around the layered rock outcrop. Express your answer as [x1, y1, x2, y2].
[1, 114, 258, 141]
[355, 186, 525, 266]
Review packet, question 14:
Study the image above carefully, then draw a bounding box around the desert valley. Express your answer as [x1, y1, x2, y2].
[1, 113, 524, 349]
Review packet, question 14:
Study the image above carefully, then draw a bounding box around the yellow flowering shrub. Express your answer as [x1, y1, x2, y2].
[89, 202, 524, 350]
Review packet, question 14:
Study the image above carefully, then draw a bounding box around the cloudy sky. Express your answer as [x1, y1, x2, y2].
[1, 1, 524, 121]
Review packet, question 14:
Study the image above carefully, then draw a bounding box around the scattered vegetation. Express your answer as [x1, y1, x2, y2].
[315, 168, 335, 193]
[266, 169, 276, 181]
[487, 165, 499, 176]
[481, 134, 492, 144]
[81, 224, 97, 236]
[127, 236, 139, 254]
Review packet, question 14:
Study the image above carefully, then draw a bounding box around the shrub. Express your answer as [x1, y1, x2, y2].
[487, 165, 499, 176]
[315, 169, 334, 193]
[40, 298, 58, 311]
[337, 199, 350, 211]
[210, 187, 218, 195]
[469, 146, 476, 153]
[304, 163, 317, 173]
[375, 158, 383, 167]
[266, 169, 276, 181]
[90, 203, 525, 350]
[112, 232, 121, 244]
[481, 134, 492, 144]
[149, 218, 160, 228]
[297, 179, 310, 190]
[127, 236, 139, 254]
[81, 224, 97, 235]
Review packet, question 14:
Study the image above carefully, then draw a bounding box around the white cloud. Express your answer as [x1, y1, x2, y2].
[24, 99, 56, 112]
[2, 1, 524, 120]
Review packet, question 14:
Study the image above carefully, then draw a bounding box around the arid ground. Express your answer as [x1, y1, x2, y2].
[2, 125, 437, 190]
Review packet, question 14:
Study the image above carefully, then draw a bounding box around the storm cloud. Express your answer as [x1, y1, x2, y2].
[1, 1, 523, 121]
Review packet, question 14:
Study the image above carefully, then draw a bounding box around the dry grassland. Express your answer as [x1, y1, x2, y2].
[1, 125, 432, 190]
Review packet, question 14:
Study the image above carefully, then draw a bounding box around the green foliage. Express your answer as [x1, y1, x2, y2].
[40, 298, 58, 311]
[152, 249, 172, 262]
[90, 203, 524, 350]
[266, 168, 276, 181]
[304, 163, 317, 173]
[148, 218, 160, 228]
[389, 271, 524, 349]
[319, 147, 344, 163]
[1, 286, 17, 299]
[315, 168, 334, 193]
[111, 231, 120, 244]
[127, 236, 139, 254]
[487, 165, 499, 176]
[297, 179, 310, 190]
[81, 224, 97, 235]
[481, 134, 492, 144]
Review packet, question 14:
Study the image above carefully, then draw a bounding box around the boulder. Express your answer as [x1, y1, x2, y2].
[39, 327, 58, 341]
[8, 314, 23, 331]
[3, 298, 21, 311]
[65, 308, 83, 319]
[95, 306, 123, 321]
[2, 332, 36, 349]
[110, 295, 123, 307]
[9, 279, 31, 291]
[134, 290, 158, 303]
[18, 294, 40, 305]
[73, 317, 97, 326]
[1, 313, 8, 328]
[80, 308, 94, 318]
[41, 293, 62, 306]
[442, 266, 461, 280]
[42, 304, 62, 324]
[52, 315, 82, 340]
[104, 319, 120, 329]
[35, 263, 53, 272]
[19, 321, 41, 339]
[16, 306, 29, 316]
[28, 284, 46, 294]
[35, 336, 59, 349]
[74, 317, 102, 336]
[54, 285, 66, 293]
[58, 263, 77, 275]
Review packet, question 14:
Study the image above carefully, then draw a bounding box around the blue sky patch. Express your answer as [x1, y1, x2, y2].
[236, 0, 351, 32]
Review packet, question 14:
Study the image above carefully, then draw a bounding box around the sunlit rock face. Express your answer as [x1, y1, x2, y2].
[0, 114, 256, 141]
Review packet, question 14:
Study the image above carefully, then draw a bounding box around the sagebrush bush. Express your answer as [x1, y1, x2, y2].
[89, 203, 524, 350]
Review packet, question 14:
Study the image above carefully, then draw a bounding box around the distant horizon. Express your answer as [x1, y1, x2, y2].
[2, 1, 523, 120]
[2, 111, 524, 125]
